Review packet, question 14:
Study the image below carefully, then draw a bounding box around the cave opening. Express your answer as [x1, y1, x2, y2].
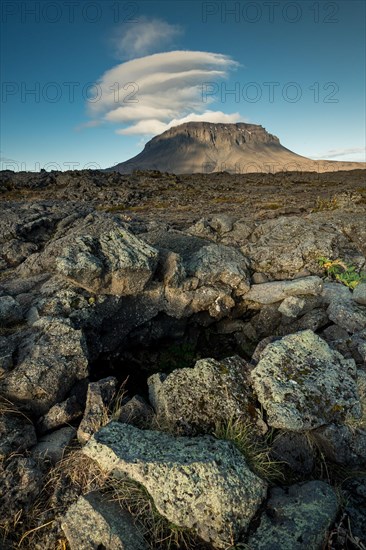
[88, 312, 257, 400]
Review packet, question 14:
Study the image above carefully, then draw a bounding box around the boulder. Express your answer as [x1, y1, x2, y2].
[311, 422, 366, 467]
[342, 477, 366, 544]
[118, 395, 153, 427]
[0, 295, 23, 325]
[186, 243, 250, 294]
[283, 307, 329, 334]
[270, 432, 315, 475]
[0, 317, 89, 415]
[62, 491, 147, 550]
[327, 298, 366, 333]
[0, 456, 43, 529]
[37, 395, 83, 434]
[278, 296, 306, 318]
[83, 422, 268, 549]
[55, 228, 158, 295]
[251, 330, 360, 431]
[0, 333, 18, 375]
[148, 355, 256, 435]
[77, 377, 117, 445]
[33, 426, 76, 463]
[244, 276, 323, 305]
[247, 481, 338, 549]
[241, 215, 364, 279]
[353, 283, 366, 305]
[0, 412, 37, 459]
[15, 213, 159, 297]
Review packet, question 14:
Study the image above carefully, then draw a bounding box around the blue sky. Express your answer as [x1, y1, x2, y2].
[1, 0, 365, 170]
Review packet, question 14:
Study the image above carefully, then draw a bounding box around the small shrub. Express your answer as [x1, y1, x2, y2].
[313, 195, 339, 211]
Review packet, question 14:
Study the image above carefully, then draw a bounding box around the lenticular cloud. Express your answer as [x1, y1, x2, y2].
[87, 50, 240, 135]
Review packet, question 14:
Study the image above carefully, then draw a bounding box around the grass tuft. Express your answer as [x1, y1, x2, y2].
[213, 417, 284, 483]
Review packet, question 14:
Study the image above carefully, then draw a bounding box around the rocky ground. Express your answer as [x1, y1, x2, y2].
[1, 168, 366, 550]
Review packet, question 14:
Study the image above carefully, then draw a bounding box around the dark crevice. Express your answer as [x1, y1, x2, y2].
[88, 313, 256, 400]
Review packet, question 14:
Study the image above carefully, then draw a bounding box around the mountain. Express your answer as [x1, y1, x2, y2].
[110, 122, 365, 174]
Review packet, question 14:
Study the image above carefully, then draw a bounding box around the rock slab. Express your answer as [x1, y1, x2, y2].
[62, 491, 147, 550]
[247, 481, 338, 549]
[148, 355, 254, 435]
[83, 422, 267, 549]
[251, 330, 360, 431]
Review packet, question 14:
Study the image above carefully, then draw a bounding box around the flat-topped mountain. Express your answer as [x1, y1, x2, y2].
[110, 122, 365, 174]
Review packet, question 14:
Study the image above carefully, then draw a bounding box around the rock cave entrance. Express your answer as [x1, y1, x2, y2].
[89, 312, 256, 399]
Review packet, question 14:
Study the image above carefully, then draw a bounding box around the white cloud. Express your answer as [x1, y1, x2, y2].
[112, 17, 183, 59]
[75, 120, 103, 131]
[86, 50, 241, 136]
[311, 147, 366, 161]
[115, 111, 243, 135]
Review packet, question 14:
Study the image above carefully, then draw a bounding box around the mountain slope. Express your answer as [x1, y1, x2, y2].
[111, 122, 365, 174]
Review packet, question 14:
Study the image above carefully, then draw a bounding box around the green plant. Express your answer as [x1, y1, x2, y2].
[213, 417, 284, 483]
[318, 257, 366, 289]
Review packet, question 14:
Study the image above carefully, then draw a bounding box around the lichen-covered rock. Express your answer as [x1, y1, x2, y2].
[0, 295, 23, 325]
[251, 330, 360, 431]
[342, 477, 366, 544]
[244, 276, 323, 305]
[278, 296, 306, 318]
[270, 432, 315, 475]
[241, 215, 364, 279]
[62, 491, 148, 550]
[311, 422, 366, 467]
[55, 228, 158, 295]
[148, 356, 256, 435]
[0, 317, 88, 415]
[0, 413, 37, 459]
[14, 213, 158, 296]
[327, 297, 366, 333]
[118, 395, 153, 427]
[33, 426, 76, 463]
[247, 481, 338, 550]
[83, 422, 268, 549]
[77, 377, 117, 445]
[186, 243, 250, 294]
[0, 456, 43, 529]
[37, 395, 83, 434]
[282, 307, 329, 334]
[353, 283, 366, 305]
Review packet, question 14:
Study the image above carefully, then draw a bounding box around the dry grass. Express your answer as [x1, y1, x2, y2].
[0, 447, 107, 549]
[261, 202, 282, 210]
[213, 417, 284, 483]
[105, 476, 207, 550]
[95, 379, 128, 431]
[0, 395, 32, 424]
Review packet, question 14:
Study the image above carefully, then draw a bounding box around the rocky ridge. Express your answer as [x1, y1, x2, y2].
[0, 169, 366, 549]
